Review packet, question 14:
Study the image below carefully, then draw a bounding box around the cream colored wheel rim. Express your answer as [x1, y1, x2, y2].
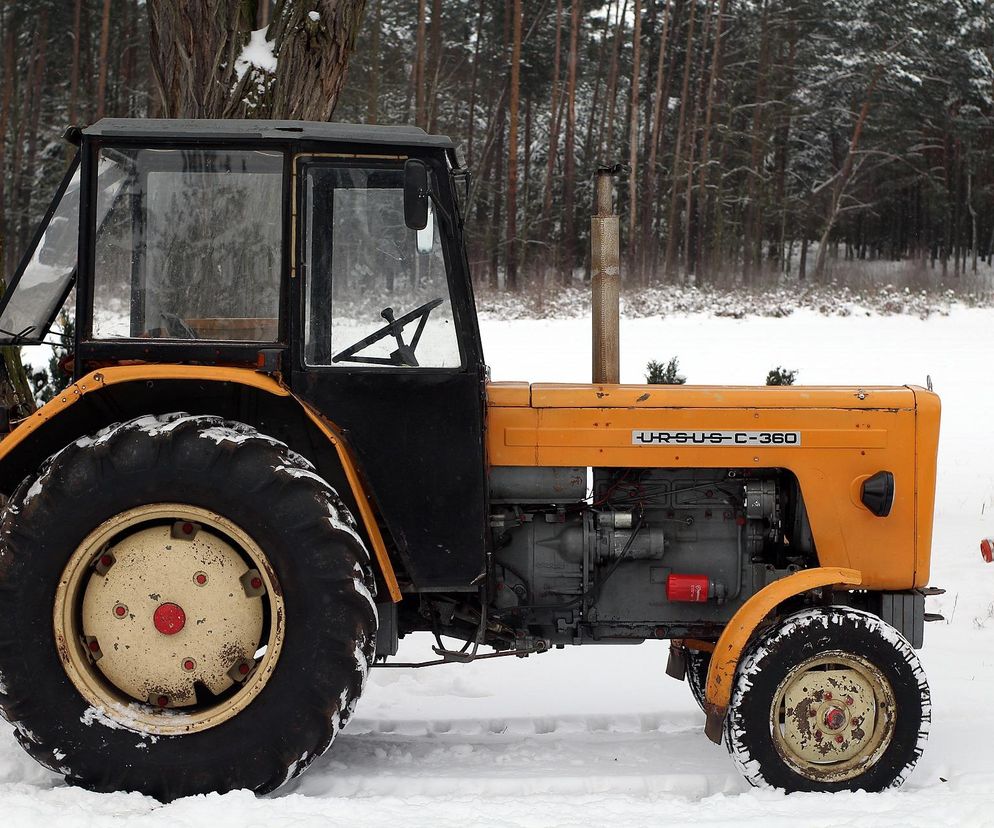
[54, 504, 284, 735]
[770, 651, 896, 783]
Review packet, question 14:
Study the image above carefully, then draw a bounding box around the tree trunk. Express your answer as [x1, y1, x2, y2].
[95, 0, 112, 120]
[813, 63, 886, 281]
[265, 0, 368, 120]
[149, 0, 367, 121]
[0, 13, 14, 278]
[694, 0, 726, 284]
[523, 92, 532, 279]
[414, 0, 427, 128]
[682, 0, 714, 282]
[641, 0, 672, 283]
[507, 0, 523, 291]
[627, 0, 643, 283]
[69, 0, 83, 124]
[365, 0, 380, 123]
[466, 0, 486, 168]
[598, 0, 628, 161]
[16, 11, 49, 256]
[772, 19, 797, 278]
[427, 0, 442, 132]
[968, 168, 979, 273]
[148, 0, 249, 117]
[257, 0, 273, 27]
[662, 0, 698, 281]
[560, 0, 581, 284]
[491, 6, 511, 290]
[582, 0, 614, 170]
[540, 0, 564, 246]
[741, 0, 770, 284]
[0, 9, 35, 417]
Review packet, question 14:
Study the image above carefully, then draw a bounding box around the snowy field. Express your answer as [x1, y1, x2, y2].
[3, 308, 994, 826]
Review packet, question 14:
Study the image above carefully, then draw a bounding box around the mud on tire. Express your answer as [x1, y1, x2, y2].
[0, 414, 377, 801]
[723, 607, 929, 793]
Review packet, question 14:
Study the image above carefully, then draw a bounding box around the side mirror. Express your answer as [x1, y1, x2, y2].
[404, 159, 429, 231]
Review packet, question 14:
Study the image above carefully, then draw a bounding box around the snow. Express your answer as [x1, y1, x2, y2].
[235, 28, 277, 79]
[3, 307, 994, 824]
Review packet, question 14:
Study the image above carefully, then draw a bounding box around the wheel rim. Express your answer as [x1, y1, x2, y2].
[54, 504, 285, 735]
[769, 650, 896, 783]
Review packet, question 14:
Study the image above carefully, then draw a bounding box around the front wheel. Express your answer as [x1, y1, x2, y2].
[0, 414, 377, 800]
[686, 649, 711, 713]
[724, 607, 929, 792]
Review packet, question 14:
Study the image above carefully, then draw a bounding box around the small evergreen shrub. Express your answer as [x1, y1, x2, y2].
[646, 357, 687, 385]
[766, 366, 798, 386]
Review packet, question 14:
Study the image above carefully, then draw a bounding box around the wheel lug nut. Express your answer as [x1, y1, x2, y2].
[241, 569, 266, 596]
[113, 603, 128, 618]
[835, 734, 844, 743]
[808, 709, 816, 718]
[172, 520, 199, 539]
[94, 552, 116, 574]
[182, 658, 196, 672]
[228, 659, 255, 682]
[824, 692, 832, 700]
[815, 730, 823, 739]
[845, 696, 854, 706]
[194, 571, 208, 586]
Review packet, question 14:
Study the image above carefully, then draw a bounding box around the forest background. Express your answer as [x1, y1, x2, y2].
[2, 0, 993, 303]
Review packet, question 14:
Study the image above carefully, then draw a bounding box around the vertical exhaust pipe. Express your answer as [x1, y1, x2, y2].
[592, 165, 622, 384]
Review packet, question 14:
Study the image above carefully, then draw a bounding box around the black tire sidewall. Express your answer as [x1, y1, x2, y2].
[686, 649, 711, 713]
[725, 607, 928, 793]
[0, 415, 376, 799]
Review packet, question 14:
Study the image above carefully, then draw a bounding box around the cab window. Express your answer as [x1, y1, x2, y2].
[92, 147, 284, 341]
[0, 157, 82, 344]
[301, 162, 461, 368]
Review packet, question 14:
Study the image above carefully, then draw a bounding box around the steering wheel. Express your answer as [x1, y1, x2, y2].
[160, 312, 199, 339]
[332, 298, 444, 367]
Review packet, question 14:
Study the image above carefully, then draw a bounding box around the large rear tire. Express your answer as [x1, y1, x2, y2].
[0, 414, 377, 801]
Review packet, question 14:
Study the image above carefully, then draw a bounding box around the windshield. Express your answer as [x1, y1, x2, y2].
[93, 147, 283, 341]
[0, 157, 83, 344]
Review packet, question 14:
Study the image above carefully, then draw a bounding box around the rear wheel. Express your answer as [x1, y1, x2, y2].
[0, 414, 377, 800]
[724, 607, 929, 792]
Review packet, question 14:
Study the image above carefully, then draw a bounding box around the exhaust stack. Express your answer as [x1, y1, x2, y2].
[591, 166, 621, 384]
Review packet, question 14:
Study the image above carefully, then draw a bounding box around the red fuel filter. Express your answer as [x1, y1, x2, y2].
[666, 574, 711, 603]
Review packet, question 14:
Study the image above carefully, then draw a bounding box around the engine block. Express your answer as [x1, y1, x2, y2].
[489, 466, 814, 644]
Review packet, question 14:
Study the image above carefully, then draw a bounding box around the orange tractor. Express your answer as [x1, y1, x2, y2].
[0, 120, 940, 799]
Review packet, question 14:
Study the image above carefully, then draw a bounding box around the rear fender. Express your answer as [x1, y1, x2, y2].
[0, 365, 401, 602]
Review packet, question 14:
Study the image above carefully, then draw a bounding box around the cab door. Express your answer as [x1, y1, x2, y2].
[290, 155, 488, 591]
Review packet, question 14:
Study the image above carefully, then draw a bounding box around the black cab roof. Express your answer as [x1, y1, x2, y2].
[82, 118, 456, 150]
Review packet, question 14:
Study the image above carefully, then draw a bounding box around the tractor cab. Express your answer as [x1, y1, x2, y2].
[0, 119, 490, 591]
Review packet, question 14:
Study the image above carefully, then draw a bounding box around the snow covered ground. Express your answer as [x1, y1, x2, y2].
[3, 307, 994, 826]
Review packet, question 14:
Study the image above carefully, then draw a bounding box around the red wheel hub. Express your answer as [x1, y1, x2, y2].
[823, 705, 847, 731]
[153, 602, 186, 635]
